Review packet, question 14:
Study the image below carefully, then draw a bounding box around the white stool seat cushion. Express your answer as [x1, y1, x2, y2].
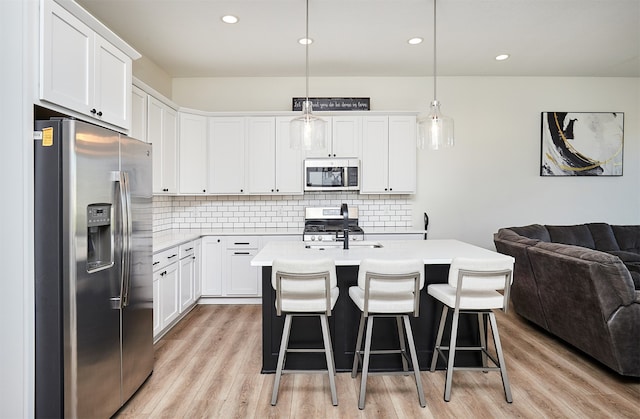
[427, 283, 505, 310]
[278, 287, 340, 313]
[349, 286, 416, 313]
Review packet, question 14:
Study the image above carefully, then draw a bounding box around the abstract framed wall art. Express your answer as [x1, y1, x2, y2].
[540, 112, 624, 176]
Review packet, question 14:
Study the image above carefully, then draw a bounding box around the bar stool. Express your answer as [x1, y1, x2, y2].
[349, 259, 426, 410]
[271, 258, 339, 406]
[428, 256, 514, 402]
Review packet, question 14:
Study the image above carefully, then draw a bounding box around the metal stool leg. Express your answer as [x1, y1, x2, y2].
[351, 313, 365, 378]
[430, 306, 448, 371]
[403, 315, 426, 407]
[271, 314, 292, 405]
[478, 312, 488, 371]
[396, 316, 409, 373]
[444, 308, 460, 402]
[320, 314, 338, 406]
[358, 316, 374, 410]
[489, 312, 513, 403]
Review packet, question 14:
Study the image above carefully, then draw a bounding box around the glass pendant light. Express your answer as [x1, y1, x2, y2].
[290, 0, 327, 150]
[417, 0, 454, 150]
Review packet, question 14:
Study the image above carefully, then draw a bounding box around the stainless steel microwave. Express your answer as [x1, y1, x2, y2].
[304, 158, 360, 191]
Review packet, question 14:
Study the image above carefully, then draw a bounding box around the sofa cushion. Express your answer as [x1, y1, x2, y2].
[495, 228, 541, 246]
[611, 225, 640, 254]
[509, 224, 551, 242]
[547, 224, 596, 249]
[587, 223, 621, 251]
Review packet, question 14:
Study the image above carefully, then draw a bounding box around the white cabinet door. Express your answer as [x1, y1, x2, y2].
[201, 236, 224, 296]
[179, 112, 208, 194]
[131, 85, 147, 142]
[331, 116, 361, 158]
[388, 115, 417, 194]
[247, 117, 277, 194]
[275, 118, 304, 194]
[361, 116, 389, 193]
[225, 249, 259, 296]
[208, 117, 246, 194]
[40, 0, 131, 130]
[159, 262, 179, 328]
[179, 256, 195, 313]
[152, 274, 161, 338]
[93, 35, 131, 129]
[41, 0, 93, 116]
[361, 115, 416, 194]
[149, 96, 178, 194]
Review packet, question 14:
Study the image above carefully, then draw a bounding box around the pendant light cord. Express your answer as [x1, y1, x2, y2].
[305, 0, 310, 102]
[433, 0, 437, 102]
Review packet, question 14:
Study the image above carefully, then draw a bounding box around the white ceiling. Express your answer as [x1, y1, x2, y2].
[75, 0, 640, 78]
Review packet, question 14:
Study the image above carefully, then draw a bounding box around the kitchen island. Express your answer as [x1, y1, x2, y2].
[251, 239, 514, 373]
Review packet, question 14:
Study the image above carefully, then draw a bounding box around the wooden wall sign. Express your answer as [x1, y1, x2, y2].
[292, 97, 370, 111]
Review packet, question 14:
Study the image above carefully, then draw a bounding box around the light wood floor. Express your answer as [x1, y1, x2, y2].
[115, 304, 639, 418]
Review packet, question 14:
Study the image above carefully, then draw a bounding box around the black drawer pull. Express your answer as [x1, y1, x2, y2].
[167, 254, 177, 259]
[234, 242, 250, 245]
[185, 247, 193, 251]
[234, 252, 250, 255]
[153, 261, 160, 266]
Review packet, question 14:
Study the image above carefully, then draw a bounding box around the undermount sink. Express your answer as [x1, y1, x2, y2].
[305, 241, 383, 250]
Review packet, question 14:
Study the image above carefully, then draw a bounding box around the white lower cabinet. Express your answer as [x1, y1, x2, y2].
[153, 240, 199, 340]
[224, 237, 260, 296]
[159, 262, 179, 328]
[178, 243, 196, 313]
[201, 236, 224, 296]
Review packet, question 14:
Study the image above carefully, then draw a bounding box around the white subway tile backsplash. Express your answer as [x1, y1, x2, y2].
[152, 192, 413, 233]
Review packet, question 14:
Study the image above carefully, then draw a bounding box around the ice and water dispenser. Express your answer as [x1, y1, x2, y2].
[87, 203, 113, 272]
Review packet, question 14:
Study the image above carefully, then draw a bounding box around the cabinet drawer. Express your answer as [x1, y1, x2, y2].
[153, 246, 179, 271]
[179, 242, 196, 259]
[226, 236, 259, 249]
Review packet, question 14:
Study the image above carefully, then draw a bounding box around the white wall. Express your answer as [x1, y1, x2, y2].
[133, 55, 173, 99]
[173, 76, 639, 248]
[0, 0, 36, 417]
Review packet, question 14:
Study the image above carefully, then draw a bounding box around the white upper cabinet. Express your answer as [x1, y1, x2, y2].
[331, 116, 362, 158]
[248, 117, 303, 195]
[247, 117, 277, 194]
[208, 117, 246, 194]
[40, 0, 132, 130]
[361, 115, 416, 194]
[149, 96, 178, 194]
[304, 116, 361, 159]
[387, 115, 417, 194]
[130, 85, 147, 142]
[179, 112, 208, 194]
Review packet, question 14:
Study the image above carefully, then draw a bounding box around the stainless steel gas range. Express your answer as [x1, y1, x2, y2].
[302, 206, 364, 242]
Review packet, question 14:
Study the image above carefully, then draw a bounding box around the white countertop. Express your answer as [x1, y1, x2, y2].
[251, 239, 513, 266]
[153, 227, 425, 253]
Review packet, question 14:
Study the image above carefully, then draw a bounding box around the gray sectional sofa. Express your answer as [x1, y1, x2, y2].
[494, 223, 640, 377]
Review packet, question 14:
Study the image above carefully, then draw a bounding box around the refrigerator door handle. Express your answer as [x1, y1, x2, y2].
[120, 171, 133, 307]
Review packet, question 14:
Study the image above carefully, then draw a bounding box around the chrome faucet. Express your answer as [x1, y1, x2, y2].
[341, 203, 349, 249]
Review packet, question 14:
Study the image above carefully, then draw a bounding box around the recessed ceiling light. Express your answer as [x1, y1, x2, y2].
[221, 15, 239, 24]
[408, 37, 423, 45]
[298, 37, 313, 45]
[495, 54, 510, 61]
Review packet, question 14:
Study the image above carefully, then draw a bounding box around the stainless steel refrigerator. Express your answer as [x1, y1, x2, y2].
[34, 118, 154, 418]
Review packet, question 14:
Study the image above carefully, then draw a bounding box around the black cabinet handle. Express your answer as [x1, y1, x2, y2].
[167, 254, 177, 259]
[240, 189, 244, 192]
[234, 252, 250, 255]
[271, 189, 274, 192]
[160, 270, 167, 276]
[97, 111, 103, 117]
[185, 247, 193, 251]
[90, 108, 97, 114]
[153, 261, 160, 266]
[234, 242, 250, 245]
[203, 189, 206, 192]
